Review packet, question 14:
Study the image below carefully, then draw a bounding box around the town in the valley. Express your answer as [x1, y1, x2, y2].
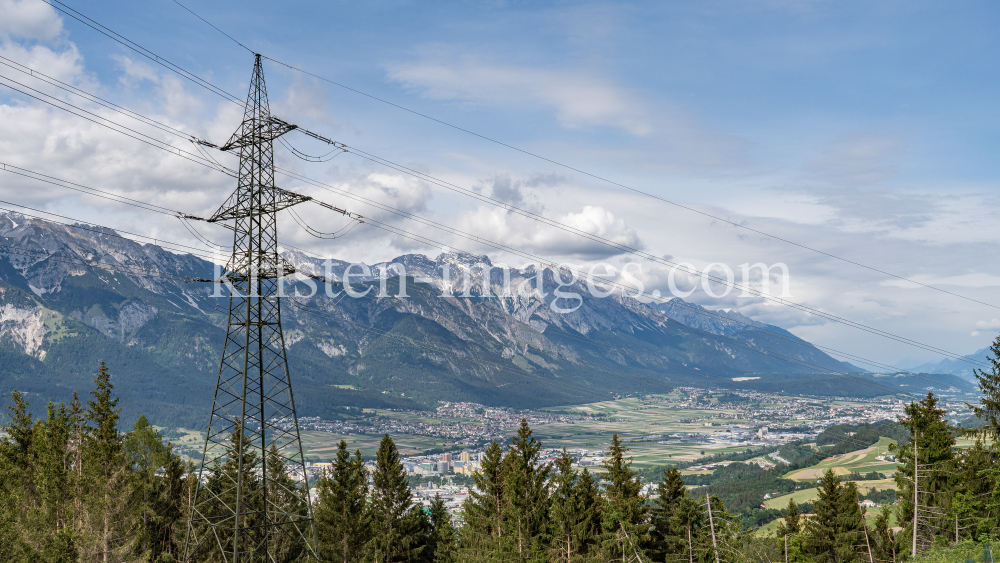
[167, 385, 970, 523]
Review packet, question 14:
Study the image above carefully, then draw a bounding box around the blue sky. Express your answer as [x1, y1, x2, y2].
[2, 0, 1000, 369]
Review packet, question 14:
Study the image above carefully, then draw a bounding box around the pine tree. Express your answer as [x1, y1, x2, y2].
[460, 440, 507, 560]
[368, 433, 422, 562]
[599, 433, 650, 561]
[503, 418, 551, 562]
[315, 440, 369, 562]
[649, 465, 687, 559]
[428, 493, 457, 563]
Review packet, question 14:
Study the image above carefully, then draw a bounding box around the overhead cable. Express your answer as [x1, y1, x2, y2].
[4, 52, 986, 367]
[3, 53, 986, 374]
[159, 0, 999, 312]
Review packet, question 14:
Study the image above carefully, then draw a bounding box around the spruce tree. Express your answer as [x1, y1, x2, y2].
[804, 469, 867, 563]
[122, 416, 188, 561]
[599, 433, 649, 561]
[894, 392, 955, 545]
[804, 469, 841, 560]
[573, 467, 602, 559]
[836, 481, 866, 563]
[197, 423, 263, 562]
[125, 415, 170, 559]
[35, 401, 76, 561]
[775, 497, 804, 563]
[649, 465, 687, 559]
[368, 433, 422, 562]
[1, 389, 33, 474]
[670, 495, 705, 563]
[968, 334, 1000, 440]
[428, 493, 457, 563]
[315, 440, 369, 563]
[502, 418, 551, 562]
[460, 440, 507, 560]
[965, 336, 1000, 536]
[81, 361, 139, 562]
[548, 448, 592, 562]
[779, 497, 801, 535]
[0, 390, 35, 552]
[869, 506, 897, 562]
[266, 444, 308, 563]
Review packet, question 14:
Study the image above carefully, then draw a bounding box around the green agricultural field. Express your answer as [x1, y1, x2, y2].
[763, 480, 896, 513]
[785, 437, 899, 481]
[299, 431, 465, 460]
[757, 506, 897, 536]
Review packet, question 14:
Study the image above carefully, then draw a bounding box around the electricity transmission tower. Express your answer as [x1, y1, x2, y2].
[184, 54, 318, 562]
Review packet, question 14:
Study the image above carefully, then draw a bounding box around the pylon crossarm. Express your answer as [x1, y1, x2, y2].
[208, 186, 311, 222]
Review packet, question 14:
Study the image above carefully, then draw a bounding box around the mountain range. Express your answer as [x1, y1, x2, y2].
[0, 213, 965, 428]
[902, 348, 992, 381]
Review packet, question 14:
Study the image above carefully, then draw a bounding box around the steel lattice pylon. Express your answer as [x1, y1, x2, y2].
[184, 54, 318, 562]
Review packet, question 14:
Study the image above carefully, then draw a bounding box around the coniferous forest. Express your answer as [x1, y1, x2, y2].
[7, 338, 1000, 561]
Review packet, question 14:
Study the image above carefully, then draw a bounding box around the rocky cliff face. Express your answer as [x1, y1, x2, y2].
[0, 213, 858, 426]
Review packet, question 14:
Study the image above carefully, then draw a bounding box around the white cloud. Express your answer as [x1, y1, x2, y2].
[0, 0, 62, 41]
[386, 52, 652, 136]
[452, 203, 644, 260]
[975, 319, 1000, 330]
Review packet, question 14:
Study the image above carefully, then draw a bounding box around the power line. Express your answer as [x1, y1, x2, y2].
[281, 168, 983, 386]
[27, 4, 992, 369]
[0, 198, 221, 259]
[4, 46, 988, 371]
[1, 57, 973, 384]
[331, 217, 933, 397]
[321, 142, 988, 367]
[167, 0, 253, 55]
[0, 71, 968, 392]
[0, 67, 976, 387]
[0, 71, 233, 175]
[0, 54, 195, 140]
[0, 180, 918, 402]
[161, 0, 1000, 313]
[40, 0, 244, 105]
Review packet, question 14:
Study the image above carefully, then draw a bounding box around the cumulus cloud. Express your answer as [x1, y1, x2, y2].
[386, 52, 652, 136]
[975, 319, 1000, 330]
[452, 204, 644, 260]
[0, 0, 63, 41]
